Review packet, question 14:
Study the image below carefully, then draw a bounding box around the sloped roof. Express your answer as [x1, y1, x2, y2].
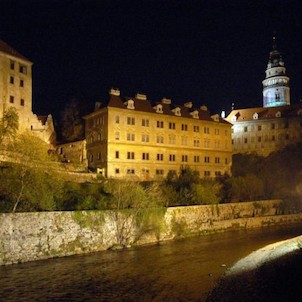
[0, 39, 31, 62]
[226, 104, 302, 123]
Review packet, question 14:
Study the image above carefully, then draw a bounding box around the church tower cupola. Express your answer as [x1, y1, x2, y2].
[262, 36, 290, 107]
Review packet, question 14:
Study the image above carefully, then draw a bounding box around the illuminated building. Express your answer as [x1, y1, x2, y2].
[84, 89, 232, 180]
[0, 40, 55, 144]
[226, 37, 302, 156]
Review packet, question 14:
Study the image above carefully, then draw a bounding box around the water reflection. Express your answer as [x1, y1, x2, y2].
[1, 224, 301, 301]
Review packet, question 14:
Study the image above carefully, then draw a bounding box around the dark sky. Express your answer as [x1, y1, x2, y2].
[1, 0, 302, 120]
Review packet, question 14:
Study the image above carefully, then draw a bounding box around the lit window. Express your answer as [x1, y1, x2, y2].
[157, 154, 164, 161]
[169, 154, 176, 161]
[127, 152, 135, 159]
[127, 117, 135, 125]
[157, 121, 164, 128]
[142, 119, 149, 127]
[142, 153, 149, 160]
[169, 122, 176, 129]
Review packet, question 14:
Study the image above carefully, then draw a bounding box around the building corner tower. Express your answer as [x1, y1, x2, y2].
[262, 36, 290, 108]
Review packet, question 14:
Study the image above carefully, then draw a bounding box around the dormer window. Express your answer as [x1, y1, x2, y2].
[231, 115, 237, 122]
[127, 99, 135, 109]
[154, 104, 163, 113]
[172, 107, 181, 116]
[275, 111, 281, 118]
[191, 110, 199, 119]
[253, 113, 258, 120]
[211, 114, 219, 122]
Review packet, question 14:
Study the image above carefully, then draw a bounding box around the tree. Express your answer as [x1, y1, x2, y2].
[60, 98, 85, 142]
[0, 107, 19, 145]
[0, 131, 62, 212]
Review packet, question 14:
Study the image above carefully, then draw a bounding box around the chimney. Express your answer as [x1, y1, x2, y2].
[200, 105, 208, 111]
[109, 88, 120, 96]
[161, 97, 171, 104]
[135, 93, 147, 100]
[184, 101, 193, 108]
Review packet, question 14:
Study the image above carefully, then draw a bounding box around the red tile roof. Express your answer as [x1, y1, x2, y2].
[0, 40, 31, 62]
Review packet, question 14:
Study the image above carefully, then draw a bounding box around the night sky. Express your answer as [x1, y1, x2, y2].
[1, 0, 302, 121]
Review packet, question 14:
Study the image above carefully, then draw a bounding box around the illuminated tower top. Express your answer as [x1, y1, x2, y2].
[262, 36, 290, 107]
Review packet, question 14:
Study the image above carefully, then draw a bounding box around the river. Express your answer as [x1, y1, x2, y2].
[1, 224, 302, 301]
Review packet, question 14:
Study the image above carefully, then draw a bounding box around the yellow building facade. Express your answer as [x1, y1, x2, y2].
[0, 40, 55, 145]
[84, 89, 232, 180]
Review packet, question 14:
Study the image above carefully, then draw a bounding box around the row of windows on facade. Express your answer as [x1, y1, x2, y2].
[89, 132, 226, 148]
[113, 168, 222, 177]
[9, 75, 25, 87]
[232, 133, 302, 144]
[9, 96, 25, 106]
[90, 116, 226, 135]
[235, 122, 302, 133]
[10, 60, 27, 74]
[90, 152, 227, 164]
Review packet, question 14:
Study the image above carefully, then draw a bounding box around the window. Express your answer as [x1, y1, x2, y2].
[258, 125, 262, 131]
[156, 136, 164, 143]
[127, 100, 135, 109]
[272, 135, 275, 141]
[156, 169, 164, 175]
[215, 171, 222, 177]
[127, 117, 135, 125]
[204, 156, 210, 163]
[193, 125, 200, 132]
[20, 79, 24, 87]
[244, 126, 248, 132]
[169, 154, 176, 161]
[193, 139, 200, 147]
[115, 132, 120, 140]
[19, 65, 27, 74]
[204, 171, 211, 177]
[142, 134, 150, 142]
[258, 137, 262, 142]
[157, 121, 164, 128]
[142, 153, 149, 160]
[127, 152, 135, 160]
[182, 155, 188, 162]
[10, 60, 15, 70]
[215, 157, 220, 164]
[10, 76, 14, 84]
[204, 127, 210, 134]
[115, 116, 120, 124]
[97, 152, 102, 160]
[9, 96, 14, 104]
[20, 99, 25, 106]
[169, 135, 176, 144]
[115, 151, 119, 159]
[214, 140, 220, 148]
[214, 129, 219, 135]
[225, 158, 228, 164]
[194, 156, 200, 163]
[115, 168, 120, 174]
[271, 123, 275, 130]
[88, 154, 94, 162]
[181, 136, 187, 145]
[127, 133, 135, 141]
[157, 153, 164, 161]
[127, 169, 135, 175]
[244, 138, 248, 144]
[142, 118, 149, 127]
[181, 124, 188, 131]
[155, 104, 163, 113]
[169, 122, 176, 129]
[204, 139, 210, 148]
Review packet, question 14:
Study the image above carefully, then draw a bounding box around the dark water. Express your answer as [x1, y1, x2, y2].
[1, 224, 302, 302]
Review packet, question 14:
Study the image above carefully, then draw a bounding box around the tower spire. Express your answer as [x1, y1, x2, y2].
[272, 32, 277, 50]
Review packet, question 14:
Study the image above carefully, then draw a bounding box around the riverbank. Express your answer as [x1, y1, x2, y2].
[1, 200, 302, 265]
[206, 236, 302, 302]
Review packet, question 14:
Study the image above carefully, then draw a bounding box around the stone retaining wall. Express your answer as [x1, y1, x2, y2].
[1, 199, 301, 265]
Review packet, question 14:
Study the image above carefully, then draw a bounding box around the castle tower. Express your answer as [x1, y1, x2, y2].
[262, 36, 290, 107]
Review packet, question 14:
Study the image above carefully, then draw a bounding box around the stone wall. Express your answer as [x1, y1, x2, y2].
[1, 199, 302, 265]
